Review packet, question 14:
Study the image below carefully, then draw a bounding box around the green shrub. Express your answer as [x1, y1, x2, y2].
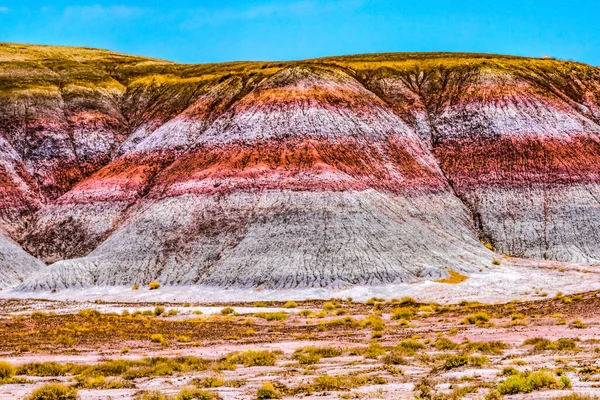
[256, 381, 280, 399]
[221, 307, 234, 315]
[26, 384, 78, 400]
[154, 307, 165, 316]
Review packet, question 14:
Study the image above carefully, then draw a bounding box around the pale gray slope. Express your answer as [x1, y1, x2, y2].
[18, 190, 492, 290]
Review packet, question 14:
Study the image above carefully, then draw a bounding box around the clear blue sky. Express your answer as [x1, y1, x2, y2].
[1, 0, 599, 65]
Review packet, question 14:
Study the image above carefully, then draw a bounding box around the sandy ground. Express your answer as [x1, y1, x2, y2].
[1, 257, 600, 399]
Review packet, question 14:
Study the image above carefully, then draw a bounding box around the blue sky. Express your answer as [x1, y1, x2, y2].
[1, 0, 599, 65]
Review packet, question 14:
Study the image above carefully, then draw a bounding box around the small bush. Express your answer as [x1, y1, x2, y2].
[149, 281, 160, 290]
[221, 307, 234, 315]
[132, 284, 140, 290]
[26, 384, 78, 400]
[154, 306, 165, 316]
[256, 381, 280, 399]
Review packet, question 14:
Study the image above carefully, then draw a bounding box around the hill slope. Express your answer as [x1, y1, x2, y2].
[0, 44, 599, 289]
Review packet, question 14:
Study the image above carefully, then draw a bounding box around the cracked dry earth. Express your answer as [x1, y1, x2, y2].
[2, 293, 600, 399]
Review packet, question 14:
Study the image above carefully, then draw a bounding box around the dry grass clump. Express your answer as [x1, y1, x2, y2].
[391, 307, 414, 320]
[434, 337, 459, 350]
[0, 361, 15, 380]
[176, 387, 218, 400]
[16, 361, 82, 376]
[150, 333, 169, 346]
[496, 370, 570, 394]
[293, 346, 342, 364]
[310, 374, 386, 392]
[443, 354, 489, 369]
[149, 281, 161, 290]
[550, 395, 599, 400]
[396, 338, 425, 355]
[462, 312, 490, 325]
[360, 315, 385, 331]
[220, 307, 234, 315]
[523, 337, 577, 351]
[227, 350, 279, 367]
[570, 320, 588, 329]
[25, 383, 78, 400]
[253, 311, 287, 321]
[465, 341, 508, 355]
[256, 381, 280, 399]
[136, 391, 170, 400]
[284, 300, 297, 308]
[435, 270, 468, 284]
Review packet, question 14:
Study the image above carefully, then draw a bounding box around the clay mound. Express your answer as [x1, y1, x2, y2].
[0, 45, 599, 291]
